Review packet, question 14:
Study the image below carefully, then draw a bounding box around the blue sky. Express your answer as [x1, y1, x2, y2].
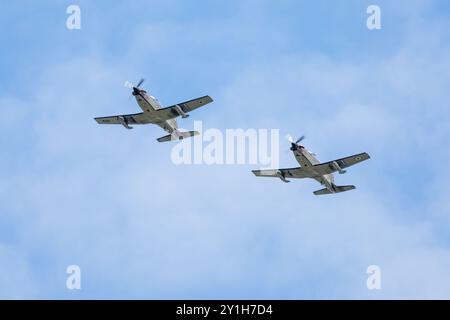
[1, 0, 450, 299]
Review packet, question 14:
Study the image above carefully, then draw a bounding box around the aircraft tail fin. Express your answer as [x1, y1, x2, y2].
[157, 130, 199, 143]
[313, 185, 356, 195]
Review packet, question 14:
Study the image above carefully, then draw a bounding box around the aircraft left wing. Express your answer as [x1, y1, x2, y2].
[94, 112, 149, 129]
[309, 152, 370, 176]
[252, 167, 313, 183]
[155, 95, 213, 120]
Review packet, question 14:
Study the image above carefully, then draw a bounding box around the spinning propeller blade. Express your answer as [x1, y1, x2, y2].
[136, 78, 144, 88]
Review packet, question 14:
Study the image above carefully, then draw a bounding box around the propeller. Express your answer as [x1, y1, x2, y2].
[124, 78, 145, 97]
[124, 81, 133, 89]
[295, 135, 305, 144]
[285, 134, 317, 156]
[136, 78, 144, 88]
[286, 134, 294, 144]
[286, 134, 305, 151]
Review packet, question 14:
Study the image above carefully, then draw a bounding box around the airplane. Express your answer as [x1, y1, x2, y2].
[94, 79, 213, 142]
[252, 135, 370, 195]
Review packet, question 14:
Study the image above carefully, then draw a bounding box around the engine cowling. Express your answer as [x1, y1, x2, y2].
[174, 104, 189, 118]
[331, 161, 346, 174]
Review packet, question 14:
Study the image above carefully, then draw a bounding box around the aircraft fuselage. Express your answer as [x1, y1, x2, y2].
[134, 89, 178, 133]
[292, 146, 337, 193]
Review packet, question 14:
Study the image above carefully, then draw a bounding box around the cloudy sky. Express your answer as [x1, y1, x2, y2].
[1, 0, 450, 299]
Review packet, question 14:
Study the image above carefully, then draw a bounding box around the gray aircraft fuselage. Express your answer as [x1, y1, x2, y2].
[133, 88, 178, 133]
[291, 144, 338, 193]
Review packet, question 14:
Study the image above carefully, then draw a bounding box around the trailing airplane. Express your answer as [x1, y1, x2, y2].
[252, 135, 370, 195]
[94, 79, 213, 142]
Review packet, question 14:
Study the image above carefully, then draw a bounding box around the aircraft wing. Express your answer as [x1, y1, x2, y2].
[94, 112, 149, 126]
[252, 167, 313, 182]
[155, 95, 213, 120]
[310, 152, 370, 176]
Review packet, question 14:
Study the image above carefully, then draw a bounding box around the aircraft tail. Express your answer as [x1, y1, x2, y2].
[313, 185, 356, 195]
[157, 130, 199, 143]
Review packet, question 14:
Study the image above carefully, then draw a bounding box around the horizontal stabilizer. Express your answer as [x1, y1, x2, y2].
[157, 130, 199, 143]
[335, 185, 356, 193]
[313, 185, 356, 195]
[313, 188, 332, 195]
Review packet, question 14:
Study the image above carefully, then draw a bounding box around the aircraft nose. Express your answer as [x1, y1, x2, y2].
[290, 143, 297, 151]
[132, 87, 140, 95]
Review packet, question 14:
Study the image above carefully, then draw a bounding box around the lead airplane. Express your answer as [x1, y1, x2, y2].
[94, 79, 213, 142]
[252, 135, 370, 195]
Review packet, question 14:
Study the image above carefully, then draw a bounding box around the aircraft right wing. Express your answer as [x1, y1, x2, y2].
[252, 167, 313, 183]
[309, 152, 370, 176]
[155, 95, 213, 120]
